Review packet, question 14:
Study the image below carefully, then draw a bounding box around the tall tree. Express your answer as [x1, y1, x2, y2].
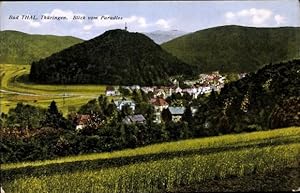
[182, 105, 193, 124]
[161, 108, 172, 123]
[7, 103, 45, 129]
[132, 89, 143, 103]
[98, 95, 109, 116]
[78, 99, 100, 115]
[43, 101, 66, 129]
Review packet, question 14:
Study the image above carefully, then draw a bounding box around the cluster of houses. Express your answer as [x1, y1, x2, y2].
[75, 71, 245, 130]
[105, 71, 226, 100]
[111, 97, 191, 124]
[149, 97, 197, 123]
[183, 71, 225, 93]
[75, 96, 197, 130]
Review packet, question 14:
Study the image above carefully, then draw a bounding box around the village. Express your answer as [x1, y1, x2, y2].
[74, 71, 247, 130]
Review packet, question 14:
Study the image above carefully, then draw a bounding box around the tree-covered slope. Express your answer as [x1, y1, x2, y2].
[162, 25, 300, 73]
[29, 29, 193, 86]
[0, 30, 83, 64]
[193, 59, 300, 135]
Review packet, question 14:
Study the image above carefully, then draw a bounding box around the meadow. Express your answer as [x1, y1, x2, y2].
[0, 64, 115, 115]
[2, 127, 299, 192]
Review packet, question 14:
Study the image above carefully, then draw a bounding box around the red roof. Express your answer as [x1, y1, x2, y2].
[151, 98, 168, 106]
[76, 114, 91, 125]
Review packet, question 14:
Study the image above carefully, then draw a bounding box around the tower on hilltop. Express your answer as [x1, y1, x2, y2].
[125, 22, 128, 31]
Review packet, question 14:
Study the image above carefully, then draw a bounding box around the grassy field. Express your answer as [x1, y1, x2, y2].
[0, 64, 118, 115]
[2, 127, 299, 192]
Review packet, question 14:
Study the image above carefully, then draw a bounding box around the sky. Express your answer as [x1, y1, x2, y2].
[1, 1, 300, 40]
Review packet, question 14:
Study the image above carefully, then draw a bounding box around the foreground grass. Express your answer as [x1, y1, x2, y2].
[170, 167, 299, 192]
[0, 64, 117, 115]
[2, 127, 300, 192]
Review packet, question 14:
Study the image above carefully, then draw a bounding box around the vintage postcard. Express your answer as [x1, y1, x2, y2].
[0, 1, 299, 192]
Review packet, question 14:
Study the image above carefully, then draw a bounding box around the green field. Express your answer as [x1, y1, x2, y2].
[0, 64, 117, 115]
[2, 127, 299, 192]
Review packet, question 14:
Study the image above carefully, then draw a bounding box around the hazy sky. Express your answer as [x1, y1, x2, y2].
[1, 1, 300, 40]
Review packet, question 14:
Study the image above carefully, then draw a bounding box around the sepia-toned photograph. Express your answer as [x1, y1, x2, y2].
[0, 1, 299, 192]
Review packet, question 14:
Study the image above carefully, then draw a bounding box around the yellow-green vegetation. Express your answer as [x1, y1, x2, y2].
[0, 30, 83, 64]
[2, 127, 299, 192]
[0, 64, 115, 115]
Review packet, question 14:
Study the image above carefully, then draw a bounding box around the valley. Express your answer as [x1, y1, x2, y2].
[0, 64, 109, 115]
[1, 23, 299, 193]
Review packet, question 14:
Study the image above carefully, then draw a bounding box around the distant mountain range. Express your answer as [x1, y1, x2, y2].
[0, 29, 186, 64]
[2, 25, 300, 75]
[144, 30, 188, 44]
[0, 30, 83, 64]
[29, 29, 194, 86]
[162, 25, 300, 73]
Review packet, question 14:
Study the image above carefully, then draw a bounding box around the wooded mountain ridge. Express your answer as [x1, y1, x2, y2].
[29, 29, 194, 86]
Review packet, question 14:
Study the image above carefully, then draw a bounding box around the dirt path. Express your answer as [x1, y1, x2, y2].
[0, 89, 98, 98]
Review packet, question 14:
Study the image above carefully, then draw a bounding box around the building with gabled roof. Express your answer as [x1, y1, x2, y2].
[75, 114, 91, 130]
[168, 106, 186, 122]
[105, 86, 120, 96]
[114, 98, 136, 112]
[123, 114, 146, 124]
[150, 97, 169, 123]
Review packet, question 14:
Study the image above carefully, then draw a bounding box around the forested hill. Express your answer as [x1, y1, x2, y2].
[193, 59, 300, 135]
[29, 29, 194, 86]
[162, 25, 300, 73]
[0, 30, 83, 64]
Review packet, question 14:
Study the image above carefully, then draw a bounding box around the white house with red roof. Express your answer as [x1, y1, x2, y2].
[150, 97, 169, 123]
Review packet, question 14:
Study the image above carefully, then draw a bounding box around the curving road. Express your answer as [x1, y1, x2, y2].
[0, 89, 99, 98]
